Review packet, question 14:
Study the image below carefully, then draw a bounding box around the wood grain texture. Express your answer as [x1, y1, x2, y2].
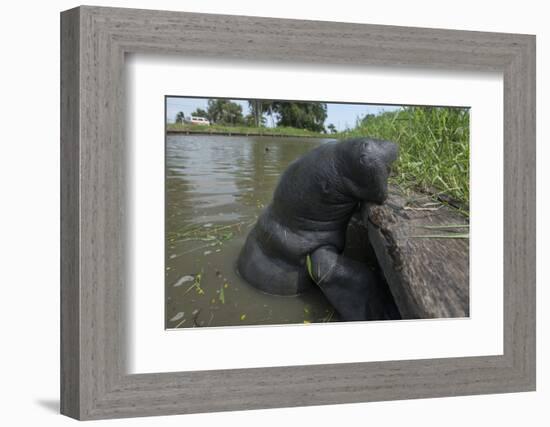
[60, 7, 80, 419]
[60, 6, 536, 420]
[365, 189, 469, 319]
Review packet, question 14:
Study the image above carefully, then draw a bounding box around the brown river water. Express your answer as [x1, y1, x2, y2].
[165, 134, 370, 329]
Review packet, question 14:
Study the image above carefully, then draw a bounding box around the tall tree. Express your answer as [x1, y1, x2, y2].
[223, 101, 244, 125]
[248, 100, 270, 127]
[175, 111, 185, 124]
[207, 99, 244, 125]
[360, 113, 376, 126]
[271, 101, 327, 132]
[191, 108, 208, 119]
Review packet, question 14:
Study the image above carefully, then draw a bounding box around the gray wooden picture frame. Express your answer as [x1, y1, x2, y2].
[60, 5, 536, 420]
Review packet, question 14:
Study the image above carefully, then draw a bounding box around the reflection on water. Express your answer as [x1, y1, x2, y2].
[165, 134, 338, 329]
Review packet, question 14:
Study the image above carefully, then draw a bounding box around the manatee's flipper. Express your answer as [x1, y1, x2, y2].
[309, 245, 400, 321]
[237, 226, 314, 296]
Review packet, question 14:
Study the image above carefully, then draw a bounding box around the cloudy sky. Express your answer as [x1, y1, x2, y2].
[166, 96, 402, 132]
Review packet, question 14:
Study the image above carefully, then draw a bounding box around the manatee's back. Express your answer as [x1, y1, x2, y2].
[271, 142, 355, 228]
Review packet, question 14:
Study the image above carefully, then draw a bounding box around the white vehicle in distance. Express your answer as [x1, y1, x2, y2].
[190, 116, 210, 125]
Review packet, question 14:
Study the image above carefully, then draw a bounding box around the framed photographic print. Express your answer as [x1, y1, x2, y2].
[60, 5, 536, 420]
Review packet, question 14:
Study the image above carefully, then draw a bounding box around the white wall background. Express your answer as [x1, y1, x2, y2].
[0, 0, 546, 425]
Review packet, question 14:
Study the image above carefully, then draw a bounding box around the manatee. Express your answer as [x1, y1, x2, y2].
[237, 138, 399, 321]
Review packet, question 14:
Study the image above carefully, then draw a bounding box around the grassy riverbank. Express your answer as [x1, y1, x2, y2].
[337, 107, 470, 210]
[167, 123, 330, 138]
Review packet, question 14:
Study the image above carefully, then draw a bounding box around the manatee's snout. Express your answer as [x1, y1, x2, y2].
[384, 140, 399, 164]
[383, 142, 398, 180]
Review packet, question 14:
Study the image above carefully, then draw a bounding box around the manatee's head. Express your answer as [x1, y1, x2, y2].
[341, 138, 398, 204]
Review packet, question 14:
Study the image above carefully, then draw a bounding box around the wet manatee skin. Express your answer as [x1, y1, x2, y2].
[237, 138, 398, 320]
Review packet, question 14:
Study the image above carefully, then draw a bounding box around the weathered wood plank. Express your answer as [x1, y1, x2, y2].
[364, 187, 469, 319]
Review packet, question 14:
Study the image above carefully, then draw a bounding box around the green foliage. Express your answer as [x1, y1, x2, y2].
[175, 111, 185, 124]
[219, 283, 225, 304]
[306, 254, 315, 282]
[271, 101, 327, 132]
[410, 224, 469, 239]
[181, 100, 327, 132]
[409, 234, 469, 239]
[207, 99, 244, 125]
[247, 100, 270, 127]
[340, 106, 470, 207]
[360, 113, 376, 125]
[191, 107, 208, 119]
[327, 123, 337, 134]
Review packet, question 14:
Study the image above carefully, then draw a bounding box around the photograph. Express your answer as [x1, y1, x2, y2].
[164, 97, 471, 329]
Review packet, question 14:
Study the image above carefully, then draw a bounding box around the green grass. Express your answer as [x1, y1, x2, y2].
[167, 122, 328, 138]
[306, 254, 315, 283]
[336, 106, 470, 209]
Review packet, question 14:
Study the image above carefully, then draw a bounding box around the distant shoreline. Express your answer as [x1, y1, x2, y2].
[166, 123, 335, 139]
[166, 128, 332, 139]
